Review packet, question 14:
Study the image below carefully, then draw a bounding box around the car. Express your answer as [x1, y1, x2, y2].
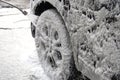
[30, 0, 120, 80]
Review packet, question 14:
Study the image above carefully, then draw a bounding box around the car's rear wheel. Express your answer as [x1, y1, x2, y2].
[35, 9, 72, 80]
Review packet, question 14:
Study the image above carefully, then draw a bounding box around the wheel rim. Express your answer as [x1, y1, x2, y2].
[35, 9, 72, 80]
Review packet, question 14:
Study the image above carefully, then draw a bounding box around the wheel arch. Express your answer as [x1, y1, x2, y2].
[31, 0, 69, 39]
[31, 0, 70, 38]
[33, 1, 56, 16]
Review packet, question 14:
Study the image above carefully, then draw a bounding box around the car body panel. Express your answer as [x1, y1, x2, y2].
[30, 0, 120, 80]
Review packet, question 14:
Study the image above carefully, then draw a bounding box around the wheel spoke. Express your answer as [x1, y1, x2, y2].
[48, 23, 51, 38]
[39, 37, 48, 45]
[53, 46, 62, 52]
[44, 49, 49, 60]
[41, 24, 48, 36]
[52, 39, 61, 47]
[53, 50, 62, 60]
[47, 56, 57, 68]
[55, 42, 62, 47]
[37, 32, 49, 44]
[40, 40, 46, 51]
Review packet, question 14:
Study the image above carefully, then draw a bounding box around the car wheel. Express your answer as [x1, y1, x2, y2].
[35, 9, 72, 80]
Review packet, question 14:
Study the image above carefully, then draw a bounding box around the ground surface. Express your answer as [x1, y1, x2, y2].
[0, 8, 49, 80]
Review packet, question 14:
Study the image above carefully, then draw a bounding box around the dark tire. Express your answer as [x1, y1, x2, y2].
[35, 9, 72, 80]
[31, 22, 36, 38]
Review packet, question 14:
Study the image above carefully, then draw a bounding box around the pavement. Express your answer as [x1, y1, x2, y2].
[0, 8, 49, 80]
